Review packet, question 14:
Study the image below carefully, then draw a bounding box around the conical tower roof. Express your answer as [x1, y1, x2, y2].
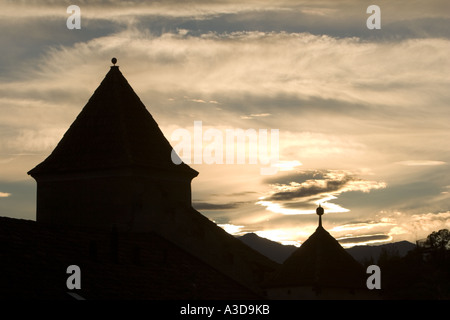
[28, 62, 197, 178]
[268, 207, 366, 289]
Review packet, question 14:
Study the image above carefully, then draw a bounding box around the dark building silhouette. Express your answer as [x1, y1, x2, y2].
[14, 60, 277, 298]
[28, 63, 197, 231]
[1, 60, 379, 299]
[265, 206, 372, 299]
[0, 216, 262, 299]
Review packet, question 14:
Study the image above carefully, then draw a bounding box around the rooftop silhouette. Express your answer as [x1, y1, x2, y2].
[265, 205, 369, 299]
[28, 62, 196, 178]
[20, 59, 278, 297]
[27, 60, 199, 231]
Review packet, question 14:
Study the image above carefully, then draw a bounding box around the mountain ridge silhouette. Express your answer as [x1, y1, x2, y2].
[237, 232, 416, 264]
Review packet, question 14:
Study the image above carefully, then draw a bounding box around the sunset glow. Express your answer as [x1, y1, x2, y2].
[1, 0, 450, 248]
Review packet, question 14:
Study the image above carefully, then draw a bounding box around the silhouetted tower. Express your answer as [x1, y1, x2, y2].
[27, 59, 278, 295]
[265, 205, 368, 299]
[28, 59, 198, 231]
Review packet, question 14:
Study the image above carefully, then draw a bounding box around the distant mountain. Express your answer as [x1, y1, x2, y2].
[237, 233, 416, 264]
[237, 233, 296, 264]
[346, 240, 416, 264]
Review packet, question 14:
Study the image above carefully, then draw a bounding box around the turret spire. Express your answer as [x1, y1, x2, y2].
[316, 204, 324, 228]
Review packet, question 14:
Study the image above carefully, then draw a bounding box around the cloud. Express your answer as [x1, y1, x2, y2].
[272, 160, 302, 171]
[1, 128, 66, 154]
[396, 160, 446, 166]
[217, 223, 245, 235]
[391, 211, 450, 240]
[6, 0, 443, 42]
[192, 201, 247, 210]
[189, 98, 208, 103]
[241, 113, 271, 119]
[264, 170, 386, 201]
[212, 191, 259, 197]
[337, 234, 392, 247]
[330, 221, 395, 233]
[6, 29, 450, 105]
[265, 174, 350, 202]
[2, 28, 449, 158]
[257, 170, 386, 216]
[255, 228, 314, 246]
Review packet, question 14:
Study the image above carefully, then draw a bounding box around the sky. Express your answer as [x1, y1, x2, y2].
[1, 0, 450, 248]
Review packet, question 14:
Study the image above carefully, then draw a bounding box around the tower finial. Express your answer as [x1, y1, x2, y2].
[316, 204, 324, 228]
[111, 57, 117, 66]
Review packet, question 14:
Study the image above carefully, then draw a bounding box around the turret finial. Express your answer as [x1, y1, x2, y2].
[316, 204, 324, 227]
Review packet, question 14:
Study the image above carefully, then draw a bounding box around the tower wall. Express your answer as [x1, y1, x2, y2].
[35, 171, 194, 232]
